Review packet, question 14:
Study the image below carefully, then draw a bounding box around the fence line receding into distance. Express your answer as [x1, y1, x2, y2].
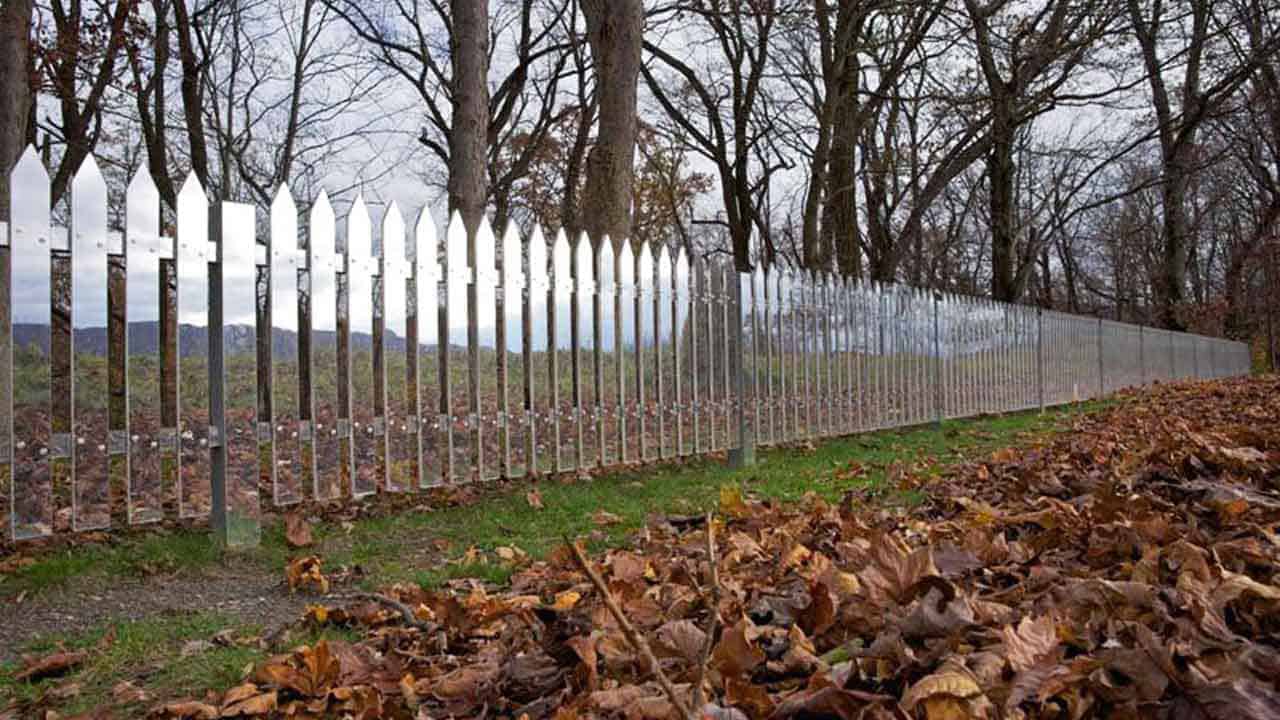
[0, 150, 1253, 546]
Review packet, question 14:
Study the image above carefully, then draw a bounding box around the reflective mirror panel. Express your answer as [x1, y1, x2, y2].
[575, 233, 597, 469]
[527, 228, 551, 474]
[637, 242, 656, 461]
[382, 204, 415, 492]
[414, 210, 443, 486]
[656, 246, 674, 457]
[346, 196, 380, 497]
[475, 218, 499, 480]
[500, 222, 527, 477]
[219, 201, 261, 547]
[308, 193, 342, 499]
[617, 240, 638, 462]
[125, 171, 168, 524]
[70, 158, 111, 530]
[444, 213, 470, 481]
[675, 250, 692, 456]
[269, 186, 303, 504]
[598, 240, 618, 465]
[551, 230, 575, 472]
[9, 149, 53, 539]
[176, 177, 211, 516]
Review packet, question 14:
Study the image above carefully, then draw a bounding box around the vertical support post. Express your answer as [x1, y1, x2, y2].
[932, 292, 942, 427]
[728, 269, 755, 468]
[1030, 307, 1041, 412]
[1096, 317, 1104, 397]
[1138, 325, 1146, 386]
[208, 204, 227, 546]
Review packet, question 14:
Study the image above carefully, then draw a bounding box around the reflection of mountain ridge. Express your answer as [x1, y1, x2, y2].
[13, 323, 408, 358]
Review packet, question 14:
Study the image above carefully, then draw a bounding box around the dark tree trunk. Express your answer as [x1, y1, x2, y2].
[580, 0, 643, 247]
[0, 0, 32, 222]
[449, 0, 490, 235]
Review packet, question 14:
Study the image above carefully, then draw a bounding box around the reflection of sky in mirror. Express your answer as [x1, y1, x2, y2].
[381, 203, 409, 339]
[502, 222, 523, 351]
[126, 170, 164, 323]
[347, 195, 374, 335]
[414, 207, 439, 344]
[10, 150, 51, 325]
[475, 219, 497, 346]
[310, 193, 338, 333]
[528, 227, 548, 352]
[177, 175, 210, 329]
[72, 158, 109, 333]
[271, 185, 300, 334]
[553, 230, 572, 350]
[445, 213, 468, 347]
[221, 202, 258, 330]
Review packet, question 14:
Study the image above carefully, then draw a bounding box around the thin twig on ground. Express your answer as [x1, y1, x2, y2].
[331, 592, 437, 631]
[565, 537, 694, 719]
[690, 511, 721, 713]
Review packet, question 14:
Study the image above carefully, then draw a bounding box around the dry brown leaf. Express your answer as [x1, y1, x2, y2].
[285, 556, 329, 595]
[284, 512, 313, 548]
[13, 649, 87, 682]
[527, 489, 545, 510]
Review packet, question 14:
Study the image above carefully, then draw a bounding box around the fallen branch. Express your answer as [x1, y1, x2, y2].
[690, 512, 721, 712]
[331, 592, 437, 631]
[565, 537, 694, 719]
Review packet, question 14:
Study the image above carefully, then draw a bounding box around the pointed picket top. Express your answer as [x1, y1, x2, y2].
[271, 184, 298, 256]
[445, 210, 468, 279]
[310, 190, 337, 259]
[9, 145, 46, 190]
[675, 247, 689, 294]
[598, 236, 615, 292]
[551, 227, 572, 295]
[178, 171, 206, 205]
[637, 241, 654, 290]
[72, 154, 106, 200]
[657, 244, 672, 290]
[572, 231, 592, 291]
[501, 220, 522, 285]
[382, 202, 407, 266]
[414, 207, 438, 278]
[528, 224, 548, 285]
[475, 214, 496, 279]
[347, 192, 373, 260]
[618, 237, 635, 287]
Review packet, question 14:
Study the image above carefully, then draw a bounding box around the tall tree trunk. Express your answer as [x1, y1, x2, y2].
[988, 101, 1019, 302]
[449, 0, 490, 235]
[823, 65, 860, 276]
[580, 0, 643, 247]
[0, 0, 32, 222]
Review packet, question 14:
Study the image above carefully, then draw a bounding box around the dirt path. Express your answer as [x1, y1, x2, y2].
[0, 561, 307, 663]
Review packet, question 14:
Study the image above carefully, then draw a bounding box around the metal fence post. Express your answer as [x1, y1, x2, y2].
[1036, 307, 1045, 413]
[1139, 324, 1146, 386]
[1096, 317, 1104, 397]
[932, 292, 942, 427]
[208, 202, 228, 547]
[728, 269, 755, 468]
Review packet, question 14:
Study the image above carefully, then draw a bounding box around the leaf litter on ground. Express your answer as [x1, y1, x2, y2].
[11, 376, 1280, 719]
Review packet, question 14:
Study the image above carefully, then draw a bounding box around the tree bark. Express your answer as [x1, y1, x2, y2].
[449, 0, 490, 235]
[580, 0, 643, 247]
[0, 0, 33, 222]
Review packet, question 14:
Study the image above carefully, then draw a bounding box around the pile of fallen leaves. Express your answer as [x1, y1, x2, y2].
[35, 376, 1280, 719]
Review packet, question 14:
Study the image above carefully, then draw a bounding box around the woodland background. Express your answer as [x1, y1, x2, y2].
[0, 0, 1277, 360]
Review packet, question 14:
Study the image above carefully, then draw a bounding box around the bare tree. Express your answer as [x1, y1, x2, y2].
[1127, 0, 1280, 329]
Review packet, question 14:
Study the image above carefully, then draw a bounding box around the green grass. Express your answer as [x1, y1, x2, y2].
[0, 612, 362, 715]
[2, 400, 1104, 601]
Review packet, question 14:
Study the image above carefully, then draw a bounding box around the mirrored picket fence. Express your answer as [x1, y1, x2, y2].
[0, 151, 1252, 545]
